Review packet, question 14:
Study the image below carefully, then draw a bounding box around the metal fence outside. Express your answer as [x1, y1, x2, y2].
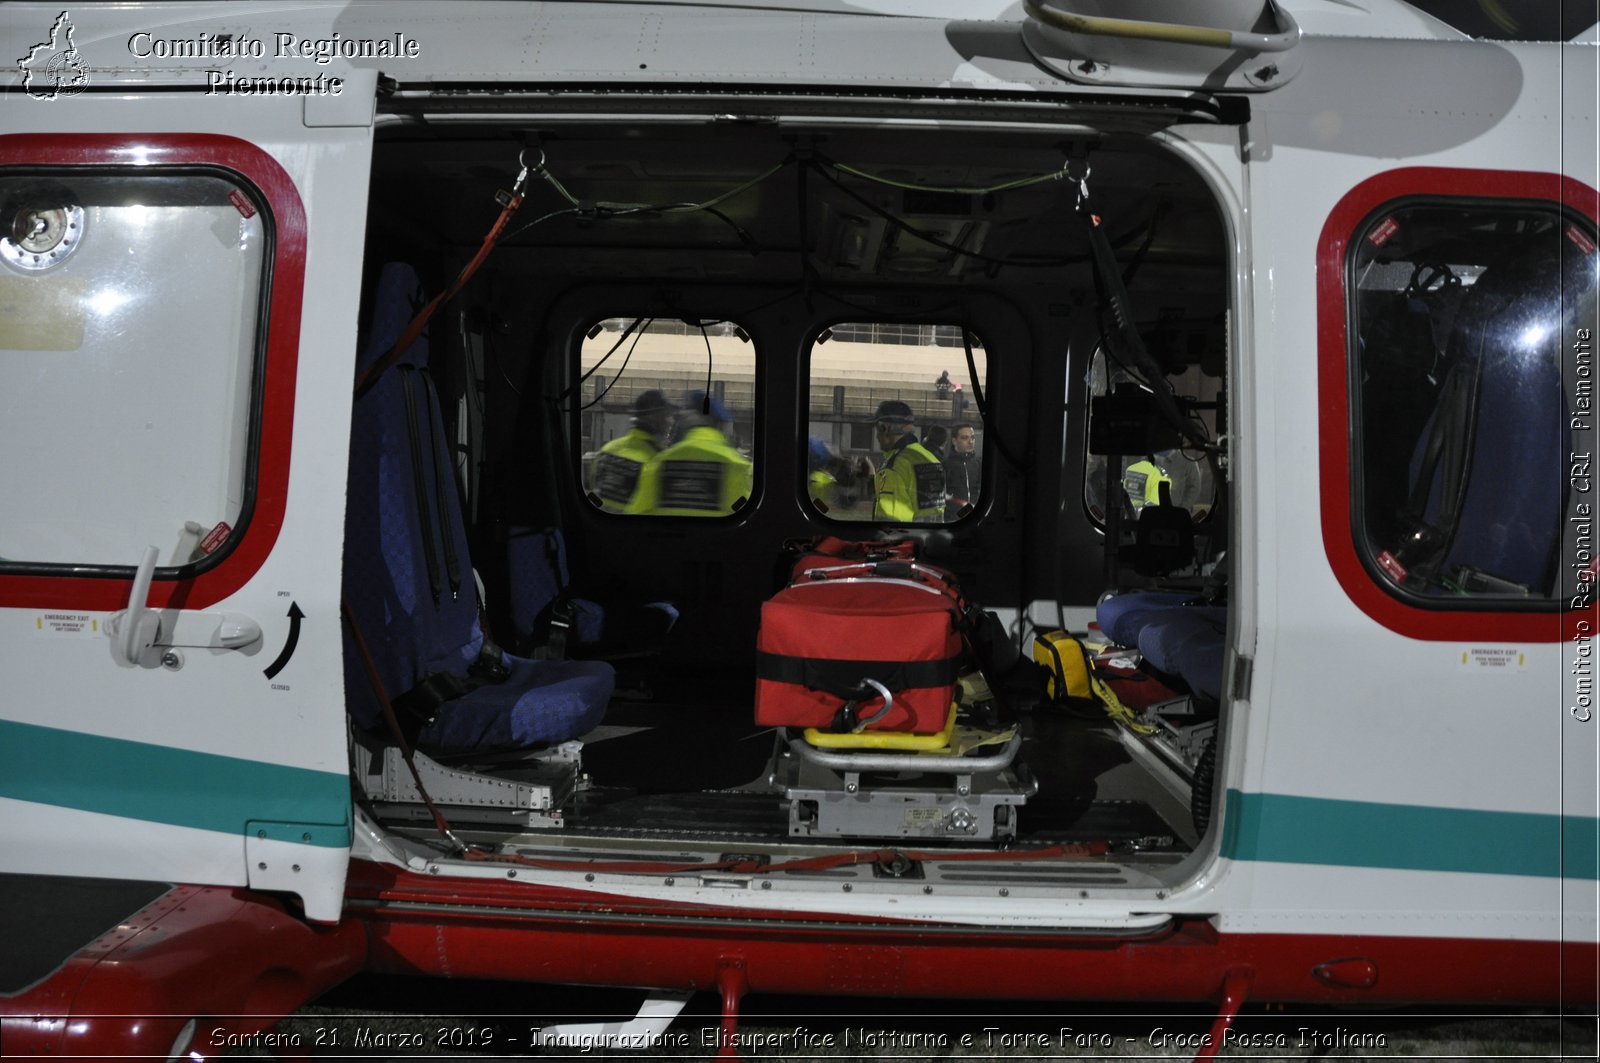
[583, 376, 977, 425]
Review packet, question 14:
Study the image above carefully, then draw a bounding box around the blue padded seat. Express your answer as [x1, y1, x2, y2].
[417, 657, 616, 751]
[1416, 296, 1564, 593]
[1096, 592, 1227, 703]
[1389, 239, 1589, 596]
[1096, 591, 1191, 649]
[507, 526, 679, 658]
[506, 527, 604, 647]
[343, 263, 613, 753]
[1135, 608, 1227, 702]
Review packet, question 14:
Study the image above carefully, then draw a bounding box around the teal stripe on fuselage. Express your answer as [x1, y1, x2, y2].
[0, 719, 350, 847]
[1222, 790, 1599, 880]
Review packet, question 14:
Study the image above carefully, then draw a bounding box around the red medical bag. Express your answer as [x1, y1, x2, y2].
[755, 558, 968, 734]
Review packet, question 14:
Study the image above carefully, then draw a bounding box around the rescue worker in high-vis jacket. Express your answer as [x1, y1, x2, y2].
[590, 390, 675, 512]
[628, 392, 753, 517]
[855, 399, 945, 523]
[1122, 456, 1172, 514]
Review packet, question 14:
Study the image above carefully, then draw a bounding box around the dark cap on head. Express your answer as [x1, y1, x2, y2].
[872, 399, 915, 425]
[632, 390, 675, 415]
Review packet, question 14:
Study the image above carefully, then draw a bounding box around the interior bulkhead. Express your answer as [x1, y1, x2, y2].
[346, 105, 1236, 903]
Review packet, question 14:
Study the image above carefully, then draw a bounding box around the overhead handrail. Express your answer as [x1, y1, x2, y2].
[1023, 0, 1300, 53]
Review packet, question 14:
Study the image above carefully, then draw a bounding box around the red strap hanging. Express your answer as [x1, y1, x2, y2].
[353, 151, 534, 395]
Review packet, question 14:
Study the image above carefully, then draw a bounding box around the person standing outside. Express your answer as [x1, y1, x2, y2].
[628, 392, 753, 516]
[589, 390, 675, 512]
[944, 422, 981, 520]
[855, 399, 945, 523]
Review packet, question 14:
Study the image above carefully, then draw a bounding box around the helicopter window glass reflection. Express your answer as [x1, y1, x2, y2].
[1350, 202, 1598, 603]
[1082, 348, 1219, 530]
[805, 323, 986, 524]
[0, 172, 266, 569]
[575, 318, 757, 518]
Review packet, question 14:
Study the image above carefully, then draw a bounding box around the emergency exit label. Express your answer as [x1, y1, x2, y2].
[1460, 648, 1526, 671]
[36, 613, 96, 636]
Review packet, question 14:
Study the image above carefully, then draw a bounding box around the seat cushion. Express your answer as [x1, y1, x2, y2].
[416, 657, 615, 753]
[1096, 591, 1227, 703]
[1135, 608, 1227, 702]
[1096, 591, 1194, 649]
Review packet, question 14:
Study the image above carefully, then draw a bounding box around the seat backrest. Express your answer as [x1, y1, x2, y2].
[506, 526, 569, 638]
[1405, 242, 1575, 593]
[343, 263, 483, 729]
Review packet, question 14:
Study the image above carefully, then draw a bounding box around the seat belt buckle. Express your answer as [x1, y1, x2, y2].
[547, 597, 577, 659]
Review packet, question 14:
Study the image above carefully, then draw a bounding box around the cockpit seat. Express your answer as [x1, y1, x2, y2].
[1385, 241, 1579, 597]
[343, 263, 613, 753]
[1096, 591, 1226, 703]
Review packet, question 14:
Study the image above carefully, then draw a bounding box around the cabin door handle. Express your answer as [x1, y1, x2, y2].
[104, 545, 264, 664]
[105, 545, 162, 667]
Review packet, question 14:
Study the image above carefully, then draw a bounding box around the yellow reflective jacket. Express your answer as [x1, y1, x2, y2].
[628, 426, 754, 516]
[590, 427, 663, 511]
[873, 435, 945, 523]
[1122, 458, 1171, 513]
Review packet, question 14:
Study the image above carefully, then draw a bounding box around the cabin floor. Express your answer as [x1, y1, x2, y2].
[428, 666, 1198, 857]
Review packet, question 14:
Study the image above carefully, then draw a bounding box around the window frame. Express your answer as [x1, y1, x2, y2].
[570, 314, 761, 521]
[1079, 345, 1222, 532]
[1317, 167, 1598, 642]
[802, 317, 990, 526]
[0, 134, 306, 612]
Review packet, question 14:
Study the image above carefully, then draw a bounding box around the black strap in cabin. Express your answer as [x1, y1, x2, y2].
[756, 652, 960, 699]
[545, 595, 577, 659]
[392, 670, 476, 737]
[1073, 158, 1210, 456]
[400, 366, 443, 605]
[391, 646, 512, 738]
[422, 369, 463, 599]
[1405, 374, 1463, 524]
[961, 329, 1027, 471]
[1395, 279, 1494, 578]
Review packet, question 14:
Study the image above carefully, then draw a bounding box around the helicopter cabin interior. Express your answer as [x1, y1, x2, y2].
[326, 76, 1595, 896]
[338, 108, 1241, 891]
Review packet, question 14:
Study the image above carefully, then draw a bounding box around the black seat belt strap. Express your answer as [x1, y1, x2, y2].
[422, 370, 463, 600]
[1073, 161, 1208, 455]
[1397, 327, 1485, 578]
[400, 366, 443, 604]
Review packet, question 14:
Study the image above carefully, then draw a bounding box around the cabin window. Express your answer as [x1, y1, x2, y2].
[806, 322, 987, 523]
[576, 317, 756, 517]
[0, 171, 266, 569]
[1083, 348, 1220, 529]
[1349, 200, 1598, 604]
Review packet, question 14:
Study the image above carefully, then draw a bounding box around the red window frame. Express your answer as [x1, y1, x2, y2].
[1317, 167, 1599, 642]
[0, 134, 305, 612]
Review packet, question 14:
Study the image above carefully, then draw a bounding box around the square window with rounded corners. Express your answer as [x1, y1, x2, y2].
[1083, 347, 1221, 533]
[806, 322, 986, 524]
[576, 317, 756, 517]
[1350, 200, 1598, 604]
[0, 170, 266, 570]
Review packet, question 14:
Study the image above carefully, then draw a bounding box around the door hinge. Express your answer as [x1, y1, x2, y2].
[1230, 654, 1253, 701]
